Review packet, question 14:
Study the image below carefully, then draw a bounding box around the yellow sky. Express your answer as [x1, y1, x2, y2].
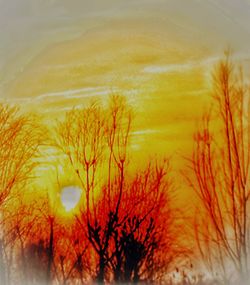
[1, 0, 250, 207]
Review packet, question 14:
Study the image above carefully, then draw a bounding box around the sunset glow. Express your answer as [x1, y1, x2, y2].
[0, 1, 250, 285]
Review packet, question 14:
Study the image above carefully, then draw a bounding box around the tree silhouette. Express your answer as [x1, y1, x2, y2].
[0, 104, 41, 206]
[187, 53, 250, 284]
[109, 160, 177, 284]
[0, 105, 42, 284]
[55, 96, 132, 283]
[55, 95, 178, 284]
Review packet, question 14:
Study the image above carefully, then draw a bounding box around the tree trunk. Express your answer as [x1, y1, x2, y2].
[96, 256, 105, 284]
[46, 218, 54, 285]
[0, 239, 7, 285]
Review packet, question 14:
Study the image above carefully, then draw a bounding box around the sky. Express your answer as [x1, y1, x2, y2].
[1, 0, 250, 205]
[2, 0, 250, 92]
[1, 0, 250, 84]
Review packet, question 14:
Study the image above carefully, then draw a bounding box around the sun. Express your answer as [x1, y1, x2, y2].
[60, 186, 82, 212]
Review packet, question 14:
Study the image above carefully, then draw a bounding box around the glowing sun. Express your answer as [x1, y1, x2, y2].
[61, 186, 82, 212]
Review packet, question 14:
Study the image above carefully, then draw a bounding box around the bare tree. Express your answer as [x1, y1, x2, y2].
[186, 53, 250, 284]
[0, 104, 42, 284]
[52, 220, 90, 285]
[55, 95, 181, 284]
[56, 101, 106, 218]
[55, 100, 108, 283]
[0, 104, 41, 205]
[109, 159, 178, 284]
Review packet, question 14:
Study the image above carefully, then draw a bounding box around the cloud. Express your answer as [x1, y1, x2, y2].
[131, 129, 161, 136]
[36, 86, 113, 101]
[143, 56, 220, 74]
[142, 53, 250, 75]
[7, 86, 117, 105]
[143, 62, 197, 74]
